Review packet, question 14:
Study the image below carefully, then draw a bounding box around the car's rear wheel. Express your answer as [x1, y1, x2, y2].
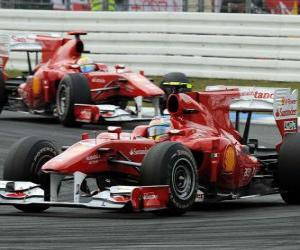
[56, 73, 91, 127]
[140, 142, 198, 216]
[278, 133, 300, 204]
[0, 70, 7, 114]
[3, 136, 59, 212]
[159, 72, 191, 115]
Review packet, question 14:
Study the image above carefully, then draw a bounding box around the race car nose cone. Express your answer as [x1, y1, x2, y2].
[42, 158, 64, 173]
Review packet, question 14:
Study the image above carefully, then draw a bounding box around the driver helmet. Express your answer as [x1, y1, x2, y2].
[148, 116, 171, 140]
[77, 56, 96, 73]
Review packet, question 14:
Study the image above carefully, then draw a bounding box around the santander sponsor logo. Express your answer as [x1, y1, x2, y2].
[129, 148, 148, 156]
[275, 108, 297, 117]
[253, 91, 274, 99]
[241, 90, 274, 99]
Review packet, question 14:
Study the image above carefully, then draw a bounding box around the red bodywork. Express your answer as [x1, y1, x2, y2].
[43, 90, 260, 191]
[4, 32, 163, 118]
[265, 0, 300, 14]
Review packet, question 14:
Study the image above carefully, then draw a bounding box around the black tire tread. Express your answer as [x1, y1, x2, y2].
[3, 136, 59, 212]
[141, 142, 198, 215]
[57, 73, 91, 127]
[3, 136, 58, 182]
[278, 133, 300, 205]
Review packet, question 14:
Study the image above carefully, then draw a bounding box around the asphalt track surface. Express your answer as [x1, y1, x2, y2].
[0, 111, 299, 249]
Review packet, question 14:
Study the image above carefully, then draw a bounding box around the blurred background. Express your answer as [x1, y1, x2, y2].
[0, 0, 299, 14]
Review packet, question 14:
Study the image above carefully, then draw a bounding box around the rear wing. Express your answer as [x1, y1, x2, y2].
[0, 33, 43, 72]
[9, 34, 43, 52]
[0, 33, 62, 67]
[205, 85, 288, 112]
[0, 33, 62, 74]
[0, 32, 83, 71]
[206, 85, 298, 136]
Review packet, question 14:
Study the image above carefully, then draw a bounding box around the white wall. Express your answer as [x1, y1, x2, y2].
[1, 9, 300, 81]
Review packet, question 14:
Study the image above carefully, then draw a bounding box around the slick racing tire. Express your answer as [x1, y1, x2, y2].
[278, 133, 300, 204]
[0, 70, 7, 114]
[159, 72, 190, 115]
[57, 73, 91, 127]
[3, 136, 59, 212]
[140, 142, 198, 216]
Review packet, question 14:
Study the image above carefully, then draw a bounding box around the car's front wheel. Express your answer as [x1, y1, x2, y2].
[3, 136, 59, 212]
[56, 73, 91, 127]
[140, 142, 198, 215]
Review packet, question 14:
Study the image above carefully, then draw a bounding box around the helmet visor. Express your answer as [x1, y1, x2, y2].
[148, 125, 169, 137]
[80, 64, 95, 73]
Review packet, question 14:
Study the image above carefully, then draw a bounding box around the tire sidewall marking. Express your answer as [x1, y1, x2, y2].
[167, 147, 197, 209]
[30, 144, 58, 178]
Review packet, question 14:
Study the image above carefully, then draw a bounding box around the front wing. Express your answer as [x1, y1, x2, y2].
[74, 104, 153, 123]
[0, 180, 170, 212]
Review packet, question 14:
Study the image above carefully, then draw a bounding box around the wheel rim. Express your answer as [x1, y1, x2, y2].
[32, 154, 53, 181]
[171, 158, 195, 201]
[57, 84, 68, 115]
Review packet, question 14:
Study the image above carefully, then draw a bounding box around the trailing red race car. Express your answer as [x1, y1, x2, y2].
[0, 86, 299, 215]
[0, 31, 171, 126]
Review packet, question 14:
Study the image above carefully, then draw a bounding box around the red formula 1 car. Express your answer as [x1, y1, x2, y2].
[0, 32, 165, 126]
[0, 86, 299, 215]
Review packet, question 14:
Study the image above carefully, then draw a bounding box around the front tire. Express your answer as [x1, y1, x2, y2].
[56, 73, 91, 127]
[140, 142, 198, 215]
[278, 133, 300, 204]
[3, 136, 59, 212]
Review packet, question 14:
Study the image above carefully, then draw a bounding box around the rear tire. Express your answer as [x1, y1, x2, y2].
[140, 142, 198, 216]
[56, 73, 91, 127]
[159, 72, 190, 115]
[0, 70, 7, 114]
[278, 133, 300, 204]
[3, 136, 59, 212]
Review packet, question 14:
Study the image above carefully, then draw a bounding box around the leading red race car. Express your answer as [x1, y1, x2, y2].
[0, 31, 167, 126]
[0, 86, 299, 215]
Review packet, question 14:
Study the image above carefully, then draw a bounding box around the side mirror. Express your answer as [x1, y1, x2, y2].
[108, 126, 122, 134]
[182, 108, 198, 114]
[118, 78, 128, 83]
[115, 64, 125, 70]
[69, 64, 80, 69]
[108, 126, 122, 139]
[168, 129, 184, 136]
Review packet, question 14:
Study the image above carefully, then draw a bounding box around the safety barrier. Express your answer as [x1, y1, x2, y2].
[1, 9, 300, 81]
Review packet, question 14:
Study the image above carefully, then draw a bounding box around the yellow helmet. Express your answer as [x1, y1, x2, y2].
[77, 56, 95, 73]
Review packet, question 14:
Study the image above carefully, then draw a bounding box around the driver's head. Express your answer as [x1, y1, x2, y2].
[148, 116, 171, 140]
[77, 56, 95, 73]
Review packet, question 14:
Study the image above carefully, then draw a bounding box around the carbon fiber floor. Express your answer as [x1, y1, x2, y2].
[0, 111, 299, 250]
